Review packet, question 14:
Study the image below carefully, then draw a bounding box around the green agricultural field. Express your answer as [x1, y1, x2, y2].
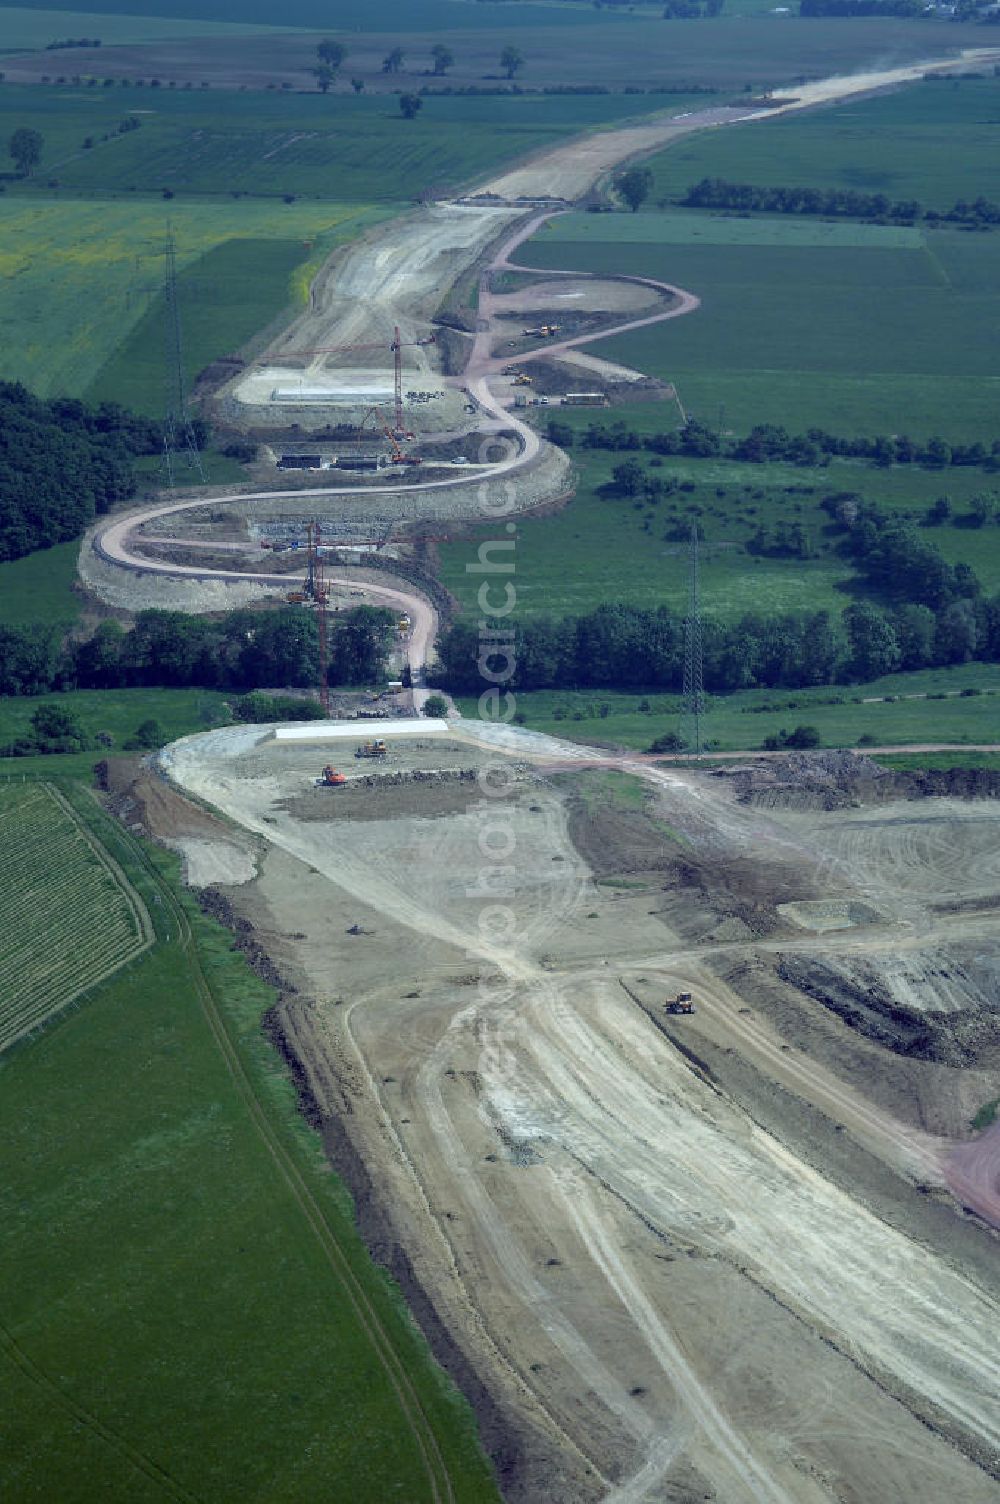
[438, 407, 1000, 625]
[646, 76, 1000, 214]
[519, 212, 1000, 439]
[0, 4, 303, 50]
[0, 687, 232, 775]
[0, 787, 498, 1501]
[458, 664, 1000, 752]
[0, 0, 624, 32]
[0, 782, 150, 1049]
[86, 234, 343, 412]
[0, 87, 676, 202]
[0, 197, 376, 396]
[0, 542, 81, 627]
[0, 1, 988, 91]
[438, 455, 854, 621]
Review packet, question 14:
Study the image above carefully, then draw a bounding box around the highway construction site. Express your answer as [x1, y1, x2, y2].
[142, 720, 1000, 1504]
[83, 50, 1000, 1504]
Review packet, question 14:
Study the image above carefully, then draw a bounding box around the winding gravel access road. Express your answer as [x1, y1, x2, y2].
[91, 49, 1000, 676]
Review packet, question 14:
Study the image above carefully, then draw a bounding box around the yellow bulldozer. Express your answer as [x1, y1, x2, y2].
[355, 739, 388, 759]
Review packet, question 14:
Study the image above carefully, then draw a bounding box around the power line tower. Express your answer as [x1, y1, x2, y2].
[161, 227, 205, 486]
[681, 521, 704, 754]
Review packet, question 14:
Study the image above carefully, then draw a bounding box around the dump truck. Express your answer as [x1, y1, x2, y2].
[315, 766, 347, 787]
[355, 740, 387, 759]
[665, 992, 694, 1015]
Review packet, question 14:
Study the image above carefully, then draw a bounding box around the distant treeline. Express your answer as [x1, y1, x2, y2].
[802, 0, 999, 14]
[800, 0, 922, 15]
[0, 383, 163, 563]
[681, 176, 1000, 227]
[44, 37, 102, 49]
[0, 606, 395, 699]
[548, 417, 1000, 473]
[436, 502, 998, 695]
[436, 593, 1000, 696]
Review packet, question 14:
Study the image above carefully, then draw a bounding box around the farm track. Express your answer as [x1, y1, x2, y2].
[0, 1313, 202, 1504]
[97, 802, 459, 1504]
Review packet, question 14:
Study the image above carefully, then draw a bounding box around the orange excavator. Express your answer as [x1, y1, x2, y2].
[316, 765, 347, 787]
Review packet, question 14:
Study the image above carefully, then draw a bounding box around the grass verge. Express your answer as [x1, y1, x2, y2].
[456, 665, 1000, 752]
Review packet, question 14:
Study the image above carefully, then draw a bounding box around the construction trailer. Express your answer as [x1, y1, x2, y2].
[562, 392, 608, 408]
[277, 453, 324, 470]
[336, 453, 386, 471]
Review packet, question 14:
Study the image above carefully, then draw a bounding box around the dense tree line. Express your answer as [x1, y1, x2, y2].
[435, 502, 998, 696]
[550, 417, 1000, 473]
[0, 606, 396, 699]
[680, 176, 1000, 228]
[435, 591, 1000, 698]
[0, 383, 161, 563]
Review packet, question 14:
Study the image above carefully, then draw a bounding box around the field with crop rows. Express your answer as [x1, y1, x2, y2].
[0, 782, 150, 1050]
[0, 86, 672, 202]
[0, 803, 499, 1501]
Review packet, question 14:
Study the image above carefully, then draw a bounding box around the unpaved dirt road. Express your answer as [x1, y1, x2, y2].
[88, 48, 1000, 648]
[160, 722, 1000, 1504]
[948, 1121, 1000, 1225]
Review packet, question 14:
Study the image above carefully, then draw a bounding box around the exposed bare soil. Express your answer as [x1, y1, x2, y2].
[154, 726, 1000, 1504]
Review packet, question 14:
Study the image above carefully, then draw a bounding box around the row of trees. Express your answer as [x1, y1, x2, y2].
[681, 176, 1000, 228]
[554, 416, 1000, 474]
[0, 606, 397, 700]
[435, 494, 996, 696]
[0, 383, 162, 563]
[311, 38, 524, 93]
[434, 591, 1000, 698]
[662, 0, 726, 17]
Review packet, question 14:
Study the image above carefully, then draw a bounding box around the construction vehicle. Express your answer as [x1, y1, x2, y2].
[522, 324, 560, 338]
[286, 590, 306, 604]
[355, 739, 388, 759]
[397, 614, 411, 634]
[665, 992, 695, 1015]
[512, 373, 533, 386]
[358, 406, 422, 465]
[316, 765, 347, 787]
